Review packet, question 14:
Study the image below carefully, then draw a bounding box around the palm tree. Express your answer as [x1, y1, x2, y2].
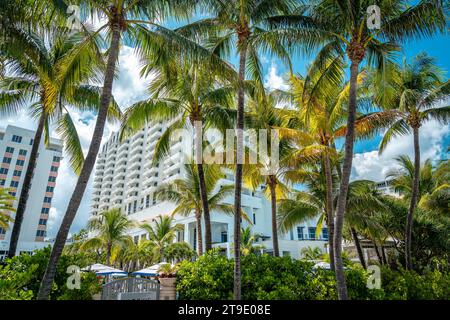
[81, 208, 134, 266]
[154, 162, 245, 255]
[300, 246, 323, 260]
[268, 0, 446, 299]
[243, 88, 295, 257]
[38, 0, 219, 300]
[180, 0, 295, 299]
[279, 53, 367, 269]
[0, 28, 119, 258]
[420, 159, 449, 215]
[140, 215, 183, 262]
[120, 56, 236, 253]
[344, 180, 389, 269]
[0, 188, 15, 230]
[240, 226, 264, 256]
[361, 54, 449, 269]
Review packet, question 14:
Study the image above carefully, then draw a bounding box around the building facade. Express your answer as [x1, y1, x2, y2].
[0, 125, 63, 259]
[90, 122, 327, 259]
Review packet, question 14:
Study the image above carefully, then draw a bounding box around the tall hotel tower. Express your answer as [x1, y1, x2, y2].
[0, 125, 63, 259]
[90, 121, 327, 258]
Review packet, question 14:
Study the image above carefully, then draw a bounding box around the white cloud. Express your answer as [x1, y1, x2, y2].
[351, 120, 449, 182]
[264, 63, 289, 91]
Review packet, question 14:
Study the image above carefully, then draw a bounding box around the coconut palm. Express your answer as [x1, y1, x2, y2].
[179, 0, 295, 299]
[155, 162, 248, 255]
[268, 0, 446, 299]
[361, 54, 450, 269]
[81, 208, 134, 266]
[38, 0, 224, 300]
[344, 180, 389, 269]
[120, 56, 236, 253]
[0, 27, 121, 258]
[300, 246, 322, 260]
[240, 227, 264, 256]
[243, 88, 296, 257]
[278, 53, 368, 268]
[0, 188, 15, 230]
[420, 159, 449, 215]
[140, 215, 184, 262]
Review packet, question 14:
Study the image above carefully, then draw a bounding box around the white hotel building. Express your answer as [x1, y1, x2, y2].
[0, 125, 63, 259]
[90, 121, 327, 258]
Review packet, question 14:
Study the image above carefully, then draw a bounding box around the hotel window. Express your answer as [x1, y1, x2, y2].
[29, 139, 34, 145]
[53, 156, 61, 162]
[133, 200, 137, 213]
[38, 219, 47, 225]
[0, 168, 8, 175]
[2, 157, 11, 164]
[322, 228, 328, 240]
[16, 159, 25, 166]
[297, 227, 304, 240]
[0, 227, 6, 235]
[134, 235, 139, 244]
[11, 135, 22, 143]
[153, 182, 157, 187]
[41, 208, 50, 214]
[127, 203, 131, 215]
[50, 166, 58, 172]
[252, 213, 256, 225]
[43, 197, 52, 203]
[308, 227, 316, 240]
[5, 146, 14, 153]
[19, 149, 27, 156]
[221, 231, 228, 243]
[13, 170, 21, 176]
[145, 195, 150, 208]
[9, 191, 16, 197]
[46, 186, 54, 192]
[0, 180, 5, 186]
[152, 195, 156, 205]
[10, 181, 19, 188]
[48, 176, 56, 182]
[36, 230, 45, 237]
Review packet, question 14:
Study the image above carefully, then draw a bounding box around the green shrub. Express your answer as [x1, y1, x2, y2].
[176, 251, 450, 300]
[0, 246, 101, 300]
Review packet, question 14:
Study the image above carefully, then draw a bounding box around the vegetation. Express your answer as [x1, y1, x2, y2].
[0, 0, 448, 301]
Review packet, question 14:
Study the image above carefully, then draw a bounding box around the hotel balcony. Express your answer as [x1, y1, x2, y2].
[117, 146, 129, 158]
[129, 152, 143, 165]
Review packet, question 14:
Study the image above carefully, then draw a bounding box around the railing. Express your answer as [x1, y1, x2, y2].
[101, 277, 160, 300]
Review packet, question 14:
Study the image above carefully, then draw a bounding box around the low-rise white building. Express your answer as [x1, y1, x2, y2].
[90, 122, 327, 259]
[0, 125, 63, 259]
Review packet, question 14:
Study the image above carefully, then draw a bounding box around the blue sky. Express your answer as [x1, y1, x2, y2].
[0, 13, 448, 237]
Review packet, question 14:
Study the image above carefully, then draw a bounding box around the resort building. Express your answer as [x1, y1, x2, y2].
[90, 122, 327, 259]
[0, 125, 63, 259]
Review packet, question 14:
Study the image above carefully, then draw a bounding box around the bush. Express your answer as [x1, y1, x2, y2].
[0, 246, 101, 300]
[176, 251, 450, 300]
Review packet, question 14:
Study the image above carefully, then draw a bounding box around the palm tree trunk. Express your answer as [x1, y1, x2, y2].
[381, 245, 388, 265]
[233, 33, 248, 301]
[268, 178, 279, 257]
[197, 163, 211, 252]
[373, 241, 383, 265]
[323, 153, 335, 271]
[37, 25, 121, 300]
[8, 112, 45, 258]
[350, 228, 366, 269]
[195, 208, 203, 256]
[105, 242, 112, 266]
[334, 60, 360, 300]
[405, 126, 420, 270]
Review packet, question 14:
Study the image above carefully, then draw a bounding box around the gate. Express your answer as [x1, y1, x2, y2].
[101, 277, 160, 300]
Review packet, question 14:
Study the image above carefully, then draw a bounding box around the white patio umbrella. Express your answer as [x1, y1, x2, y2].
[132, 262, 173, 277]
[312, 261, 348, 270]
[82, 263, 127, 276]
